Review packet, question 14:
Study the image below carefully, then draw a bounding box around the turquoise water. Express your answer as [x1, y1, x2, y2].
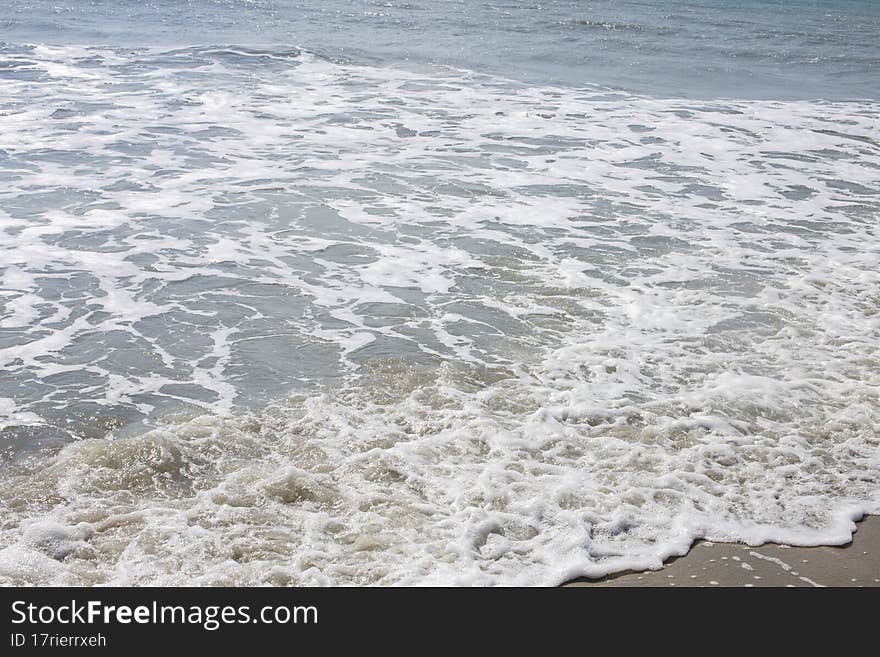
[0, 1, 877, 585]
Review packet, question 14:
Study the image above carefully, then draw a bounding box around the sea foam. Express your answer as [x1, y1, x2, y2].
[0, 45, 877, 585]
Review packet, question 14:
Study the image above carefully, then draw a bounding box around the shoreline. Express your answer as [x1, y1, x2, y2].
[566, 516, 880, 587]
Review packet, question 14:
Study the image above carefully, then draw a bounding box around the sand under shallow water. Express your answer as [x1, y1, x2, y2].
[568, 515, 880, 587]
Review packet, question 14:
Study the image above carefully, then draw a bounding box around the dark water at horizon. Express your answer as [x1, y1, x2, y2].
[1, 0, 879, 98]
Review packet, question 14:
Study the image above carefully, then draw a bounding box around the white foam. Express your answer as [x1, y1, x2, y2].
[0, 45, 877, 585]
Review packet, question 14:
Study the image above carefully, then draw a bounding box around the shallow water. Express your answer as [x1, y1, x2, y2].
[0, 1, 878, 585]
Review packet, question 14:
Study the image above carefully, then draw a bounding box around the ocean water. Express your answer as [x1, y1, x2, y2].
[0, 1, 878, 585]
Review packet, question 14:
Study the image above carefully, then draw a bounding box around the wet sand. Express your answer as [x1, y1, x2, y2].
[567, 516, 880, 587]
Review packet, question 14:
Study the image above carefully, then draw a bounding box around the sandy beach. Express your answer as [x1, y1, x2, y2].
[567, 516, 880, 588]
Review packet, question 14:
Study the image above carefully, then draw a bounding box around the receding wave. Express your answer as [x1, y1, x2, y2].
[0, 44, 878, 585]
